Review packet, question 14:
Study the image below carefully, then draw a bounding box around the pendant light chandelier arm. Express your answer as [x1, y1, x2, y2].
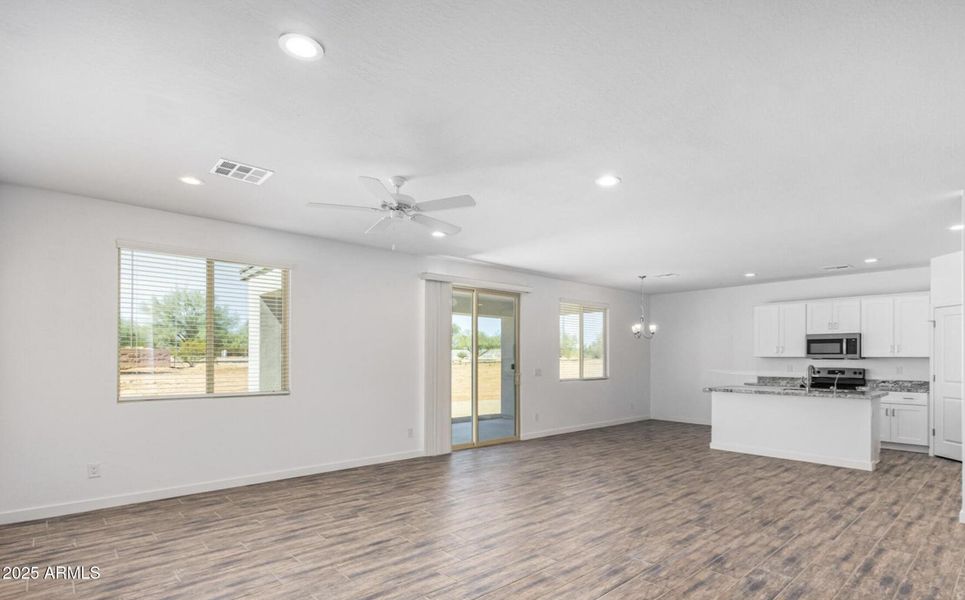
[632, 275, 657, 339]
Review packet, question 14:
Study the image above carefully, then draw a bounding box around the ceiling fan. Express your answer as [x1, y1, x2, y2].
[307, 176, 476, 236]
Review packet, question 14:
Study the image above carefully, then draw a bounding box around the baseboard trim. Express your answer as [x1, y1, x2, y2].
[521, 415, 650, 441]
[0, 449, 425, 525]
[709, 441, 876, 471]
[881, 442, 929, 454]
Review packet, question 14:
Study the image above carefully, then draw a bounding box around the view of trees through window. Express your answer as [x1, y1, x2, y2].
[559, 302, 607, 379]
[118, 248, 288, 399]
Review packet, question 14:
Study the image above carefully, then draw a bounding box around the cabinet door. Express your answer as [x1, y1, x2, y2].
[807, 301, 834, 334]
[860, 296, 895, 357]
[753, 305, 781, 357]
[894, 294, 930, 357]
[879, 404, 894, 443]
[891, 404, 928, 446]
[780, 303, 807, 356]
[834, 298, 861, 332]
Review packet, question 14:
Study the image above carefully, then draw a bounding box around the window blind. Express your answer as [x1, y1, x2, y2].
[118, 247, 289, 400]
[559, 301, 608, 380]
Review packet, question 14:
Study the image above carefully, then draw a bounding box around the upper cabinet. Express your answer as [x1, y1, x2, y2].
[859, 293, 930, 357]
[894, 295, 930, 357]
[806, 298, 861, 334]
[753, 302, 807, 357]
[755, 292, 930, 359]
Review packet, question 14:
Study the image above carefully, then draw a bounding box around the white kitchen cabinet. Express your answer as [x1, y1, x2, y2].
[859, 293, 929, 358]
[860, 296, 894, 357]
[753, 303, 806, 357]
[894, 294, 930, 357]
[880, 392, 929, 447]
[807, 298, 860, 334]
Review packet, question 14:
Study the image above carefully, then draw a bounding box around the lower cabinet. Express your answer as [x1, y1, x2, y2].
[879, 393, 928, 447]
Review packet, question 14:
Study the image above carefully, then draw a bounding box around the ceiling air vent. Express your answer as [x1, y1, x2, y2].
[820, 264, 853, 272]
[209, 159, 274, 185]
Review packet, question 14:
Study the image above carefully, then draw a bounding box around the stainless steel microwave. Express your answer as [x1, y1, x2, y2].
[806, 333, 861, 359]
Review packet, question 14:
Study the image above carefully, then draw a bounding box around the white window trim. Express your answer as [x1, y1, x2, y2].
[559, 300, 609, 382]
[116, 244, 292, 402]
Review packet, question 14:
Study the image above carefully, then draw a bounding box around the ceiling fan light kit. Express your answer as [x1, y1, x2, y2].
[307, 175, 476, 236]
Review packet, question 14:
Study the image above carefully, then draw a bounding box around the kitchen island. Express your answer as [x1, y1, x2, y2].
[704, 385, 887, 471]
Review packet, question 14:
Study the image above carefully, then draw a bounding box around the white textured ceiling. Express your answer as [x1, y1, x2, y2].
[1, 1, 962, 292]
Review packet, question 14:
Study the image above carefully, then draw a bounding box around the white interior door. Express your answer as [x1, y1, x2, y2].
[934, 305, 963, 461]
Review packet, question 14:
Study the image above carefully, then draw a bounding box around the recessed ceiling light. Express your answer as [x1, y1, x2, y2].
[179, 176, 203, 186]
[595, 174, 621, 188]
[744, 272, 757, 278]
[864, 257, 878, 263]
[950, 224, 964, 231]
[278, 33, 324, 61]
[431, 231, 447, 238]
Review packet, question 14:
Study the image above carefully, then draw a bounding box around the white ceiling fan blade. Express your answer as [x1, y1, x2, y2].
[358, 176, 397, 206]
[411, 213, 461, 235]
[414, 195, 476, 212]
[306, 202, 382, 212]
[365, 217, 394, 234]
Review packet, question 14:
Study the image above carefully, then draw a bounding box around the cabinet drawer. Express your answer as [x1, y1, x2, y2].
[883, 392, 928, 406]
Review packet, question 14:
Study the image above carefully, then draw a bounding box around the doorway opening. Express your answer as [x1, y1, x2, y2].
[451, 288, 519, 449]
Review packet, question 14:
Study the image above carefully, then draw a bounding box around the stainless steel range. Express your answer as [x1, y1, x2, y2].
[806, 366, 866, 390]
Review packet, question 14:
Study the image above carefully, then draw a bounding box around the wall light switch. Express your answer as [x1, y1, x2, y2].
[87, 463, 102, 479]
[534, 368, 542, 377]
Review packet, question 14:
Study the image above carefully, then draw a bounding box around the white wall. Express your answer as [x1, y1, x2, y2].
[650, 269, 931, 425]
[422, 258, 651, 439]
[0, 184, 649, 523]
[932, 251, 963, 308]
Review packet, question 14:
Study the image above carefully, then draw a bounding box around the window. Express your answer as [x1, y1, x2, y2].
[118, 247, 289, 400]
[559, 302, 607, 380]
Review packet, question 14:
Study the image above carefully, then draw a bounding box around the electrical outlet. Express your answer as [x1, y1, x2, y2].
[534, 412, 540, 422]
[407, 428, 414, 439]
[87, 463, 102, 479]
[533, 367, 542, 377]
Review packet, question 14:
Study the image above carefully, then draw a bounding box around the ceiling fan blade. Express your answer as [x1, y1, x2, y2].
[306, 202, 382, 212]
[411, 213, 461, 235]
[414, 195, 476, 212]
[358, 176, 397, 206]
[365, 217, 394, 234]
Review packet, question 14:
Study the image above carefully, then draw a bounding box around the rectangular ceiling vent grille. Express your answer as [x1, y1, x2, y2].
[210, 158, 274, 185]
[820, 264, 853, 272]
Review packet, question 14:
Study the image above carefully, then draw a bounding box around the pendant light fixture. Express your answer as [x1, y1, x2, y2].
[631, 275, 658, 339]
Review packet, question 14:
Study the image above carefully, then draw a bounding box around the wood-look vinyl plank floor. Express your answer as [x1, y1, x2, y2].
[0, 420, 962, 599]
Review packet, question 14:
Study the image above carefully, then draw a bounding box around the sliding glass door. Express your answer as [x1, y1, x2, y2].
[451, 288, 519, 449]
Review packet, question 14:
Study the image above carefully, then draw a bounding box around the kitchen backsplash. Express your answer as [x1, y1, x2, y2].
[756, 376, 929, 392]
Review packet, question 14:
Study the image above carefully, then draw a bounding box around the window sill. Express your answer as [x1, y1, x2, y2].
[559, 377, 610, 382]
[118, 391, 291, 403]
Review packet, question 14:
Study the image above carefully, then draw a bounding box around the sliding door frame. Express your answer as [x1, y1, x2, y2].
[451, 286, 520, 450]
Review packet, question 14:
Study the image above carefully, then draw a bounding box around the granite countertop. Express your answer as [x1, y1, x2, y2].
[703, 385, 888, 400]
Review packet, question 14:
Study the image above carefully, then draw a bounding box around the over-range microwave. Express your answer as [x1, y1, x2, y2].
[806, 333, 861, 359]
